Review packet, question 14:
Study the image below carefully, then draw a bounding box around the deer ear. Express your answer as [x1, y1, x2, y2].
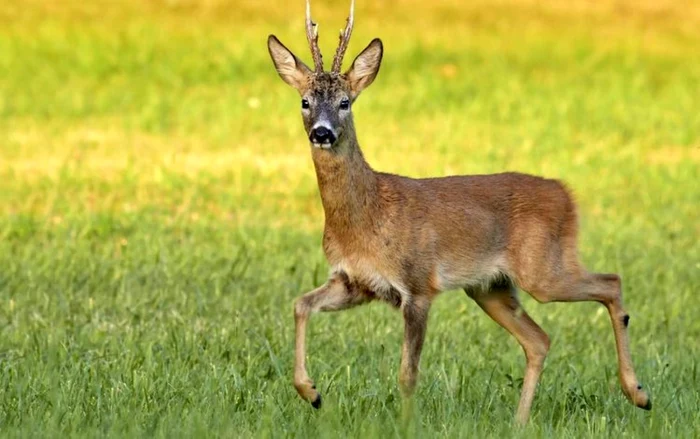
[345, 38, 383, 98]
[268, 35, 312, 92]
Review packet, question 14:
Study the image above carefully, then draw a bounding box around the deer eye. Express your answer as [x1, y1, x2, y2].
[301, 99, 310, 109]
[339, 98, 350, 110]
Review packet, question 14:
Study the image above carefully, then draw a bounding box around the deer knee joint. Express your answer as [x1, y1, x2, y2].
[541, 332, 551, 353]
[527, 332, 550, 365]
[602, 273, 622, 295]
[294, 297, 310, 319]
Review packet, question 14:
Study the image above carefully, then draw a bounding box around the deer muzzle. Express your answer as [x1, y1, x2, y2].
[309, 125, 337, 149]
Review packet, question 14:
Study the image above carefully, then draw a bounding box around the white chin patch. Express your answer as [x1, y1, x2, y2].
[312, 142, 333, 150]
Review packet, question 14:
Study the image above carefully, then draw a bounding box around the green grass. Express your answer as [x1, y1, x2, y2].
[0, 0, 699, 436]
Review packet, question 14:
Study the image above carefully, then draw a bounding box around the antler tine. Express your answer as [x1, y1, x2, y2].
[331, 0, 354, 73]
[305, 0, 324, 72]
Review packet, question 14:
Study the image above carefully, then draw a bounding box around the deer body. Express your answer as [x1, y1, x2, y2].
[319, 155, 554, 302]
[269, 0, 651, 424]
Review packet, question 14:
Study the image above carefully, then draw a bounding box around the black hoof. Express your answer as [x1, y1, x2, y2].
[311, 394, 322, 409]
[640, 398, 652, 411]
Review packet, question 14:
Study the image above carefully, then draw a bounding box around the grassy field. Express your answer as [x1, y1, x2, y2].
[1, 0, 699, 436]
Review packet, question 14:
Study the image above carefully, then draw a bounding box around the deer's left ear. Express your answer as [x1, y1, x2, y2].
[345, 38, 383, 99]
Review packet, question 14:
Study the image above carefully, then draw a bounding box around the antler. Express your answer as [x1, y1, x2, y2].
[331, 0, 355, 73]
[305, 0, 324, 72]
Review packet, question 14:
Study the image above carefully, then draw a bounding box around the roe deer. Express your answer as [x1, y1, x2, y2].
[267, 0, 651, 424]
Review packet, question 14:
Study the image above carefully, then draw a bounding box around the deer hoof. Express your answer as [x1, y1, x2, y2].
[632, 385, 651, 411]
[311, 394, 322, 409]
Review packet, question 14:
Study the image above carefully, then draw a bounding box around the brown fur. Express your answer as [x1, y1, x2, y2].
[268, 4, 650, 424]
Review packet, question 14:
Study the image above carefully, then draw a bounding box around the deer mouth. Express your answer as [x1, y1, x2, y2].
[312, 141, 334, 150]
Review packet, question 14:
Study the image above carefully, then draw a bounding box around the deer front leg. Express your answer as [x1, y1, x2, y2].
[399, 296, 431, 397]
[294, 272, 373, 408]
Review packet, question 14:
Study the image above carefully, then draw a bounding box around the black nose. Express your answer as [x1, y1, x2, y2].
[310, 126, 336, 144]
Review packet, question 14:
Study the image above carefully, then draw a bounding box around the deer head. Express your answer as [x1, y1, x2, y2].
[267, 0, 383, 150]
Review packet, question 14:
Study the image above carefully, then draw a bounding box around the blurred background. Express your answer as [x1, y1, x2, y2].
[0, 0, 698, 436]
[2, 0, 698, 229]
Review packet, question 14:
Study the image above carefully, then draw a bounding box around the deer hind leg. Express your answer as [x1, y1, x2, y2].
[467, 283, 550, 425]
[293, 272, 374, 408]
[523, 271, 651, 411]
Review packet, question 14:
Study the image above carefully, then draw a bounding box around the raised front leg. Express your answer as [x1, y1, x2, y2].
[399, 296, 431, 397]
[294, 272, 373, 408]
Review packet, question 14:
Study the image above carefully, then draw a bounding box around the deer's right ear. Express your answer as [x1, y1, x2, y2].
[268, 35, 311, 92]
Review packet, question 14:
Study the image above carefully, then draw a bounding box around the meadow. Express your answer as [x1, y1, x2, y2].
[0, 0, 698, 436]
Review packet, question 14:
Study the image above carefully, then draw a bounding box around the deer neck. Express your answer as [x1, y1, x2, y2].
[311, 128, 378, 231]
